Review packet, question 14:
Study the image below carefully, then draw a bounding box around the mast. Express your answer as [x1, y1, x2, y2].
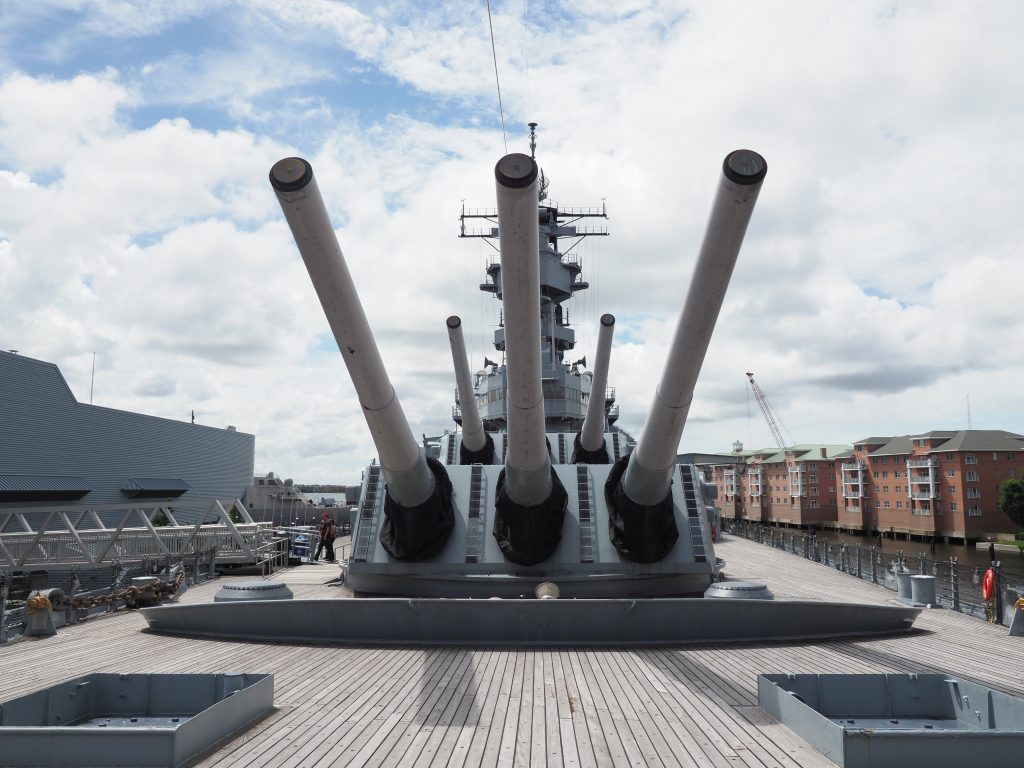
[458, 123, 611, 433]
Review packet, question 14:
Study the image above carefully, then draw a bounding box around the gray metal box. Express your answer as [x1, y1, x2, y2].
[0, 673, 273, 767]
[758, 673, 1024, 768]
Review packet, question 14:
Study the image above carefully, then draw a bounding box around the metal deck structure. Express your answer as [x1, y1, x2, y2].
[0, 499, 278, 568]
[3, 534, 1022, 767]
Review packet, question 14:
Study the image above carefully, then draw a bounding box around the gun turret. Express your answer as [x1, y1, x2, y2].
[446, 315, 494, 463]
[491, 153, 567, 564]
[573, 314, 615, 464]
[610, 149, 767, 561]
[270, 157, 453, 560]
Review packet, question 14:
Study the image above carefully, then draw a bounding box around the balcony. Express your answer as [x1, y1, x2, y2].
[907, 458, 937, 468]
[910, 489, 940, 501]
[908, 474, 935, 484]
[842, 487, 863, 499]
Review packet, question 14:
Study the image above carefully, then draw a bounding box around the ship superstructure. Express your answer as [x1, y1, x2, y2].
[456, 125, 619, 435]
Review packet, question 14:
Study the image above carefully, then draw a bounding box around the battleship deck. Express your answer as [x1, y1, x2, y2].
[3, 535, 1022, 768]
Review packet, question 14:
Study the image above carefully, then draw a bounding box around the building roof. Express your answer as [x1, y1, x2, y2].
[120, 477, 192, 498]
[930, 430, 1024, 452]
[851, 436, 893, 446]
[869, 436, 914, 456]
[0, 474, 94, 501]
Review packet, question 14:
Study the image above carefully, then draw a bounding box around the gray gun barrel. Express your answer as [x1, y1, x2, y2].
[579, 314, 616, 452]
[495, 153, 552, 506]
[446, 316, 487, 453]
[269, 157, 435, 507]
[622, 150, 767, 505]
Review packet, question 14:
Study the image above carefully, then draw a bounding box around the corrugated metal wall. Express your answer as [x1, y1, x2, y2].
[0, 351, 255, 524]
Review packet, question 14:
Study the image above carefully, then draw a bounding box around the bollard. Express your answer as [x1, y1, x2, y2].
[1010, 598, 1024, 637]
[910, 575, 937, 605]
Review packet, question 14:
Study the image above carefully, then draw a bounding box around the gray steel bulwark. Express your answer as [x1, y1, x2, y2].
[0, 673, 273, 768]
[141, 598, 920, 645]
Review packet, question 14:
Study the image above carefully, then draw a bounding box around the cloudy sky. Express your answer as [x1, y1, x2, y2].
[2, 1, 1022, 483]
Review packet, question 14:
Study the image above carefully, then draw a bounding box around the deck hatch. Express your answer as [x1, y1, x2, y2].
[758, 673, 1024, 768]
[0, 673, 273, 768]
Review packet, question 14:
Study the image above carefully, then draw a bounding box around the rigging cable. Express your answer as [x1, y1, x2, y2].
[485, 0, 508, 154]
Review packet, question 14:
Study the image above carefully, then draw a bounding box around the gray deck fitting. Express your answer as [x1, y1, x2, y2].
[141, 598, 921, 646]
[0, 673, 273, 768]
[758, 673, 1024, 768]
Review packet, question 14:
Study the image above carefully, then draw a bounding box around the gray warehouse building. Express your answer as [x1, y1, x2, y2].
[0, 350, 254, 524]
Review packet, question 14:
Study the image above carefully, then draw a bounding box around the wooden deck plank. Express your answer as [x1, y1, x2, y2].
[3, 536, 1024, 768]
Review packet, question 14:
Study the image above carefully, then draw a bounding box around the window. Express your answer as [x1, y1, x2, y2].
[968, 505, 982, 517]
[896, 501, 903, 509]
[945, 452, 954, 460]
[994, 469, 1001, 477]
[947, 468, 955, 477]
[875, 500, 881, 508]
[883, 500, 891, 508]
[810, 487, 818, 496]
[895, 470, 902, 478]
[1011, 469, 1018, 478]
[809, 475, 818, 484]
[829, 486, 836, 493]
[993, 452, 999, 460]
[873, 471, 879, 479]
[948, 485, 956, 494]
[883, 486, 890, 493]
[1009, 453, 1017, 461]
[967, 487, 981, 499]
[810, 499, 819, 508]
[967, 471, 979, 482]
[965, 454, 977, 465]
[950, 502, 957, 511]
[883, 471, 889, 479]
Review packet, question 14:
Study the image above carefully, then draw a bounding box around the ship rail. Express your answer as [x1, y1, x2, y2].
[726, 519, 1024, 628]
[0, 499, 283, 570]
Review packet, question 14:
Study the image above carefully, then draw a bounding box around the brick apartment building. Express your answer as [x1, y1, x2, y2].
[709, 444, 850, 527]
[835, 430, 1024, 542]
[706, 430, 1024, 543]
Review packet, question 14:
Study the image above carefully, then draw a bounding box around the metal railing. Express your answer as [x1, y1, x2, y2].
[0, 548, 219, 645]
[725, 519, 1023, 628]
[0, 499, 279, 569]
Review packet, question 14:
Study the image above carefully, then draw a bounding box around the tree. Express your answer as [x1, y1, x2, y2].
[998, 477, 1024, 529]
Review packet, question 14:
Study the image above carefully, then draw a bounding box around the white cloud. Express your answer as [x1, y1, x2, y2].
[2, 1, 1023, 482]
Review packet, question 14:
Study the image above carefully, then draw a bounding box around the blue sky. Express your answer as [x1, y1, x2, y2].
[2, 1, 1024, 482]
